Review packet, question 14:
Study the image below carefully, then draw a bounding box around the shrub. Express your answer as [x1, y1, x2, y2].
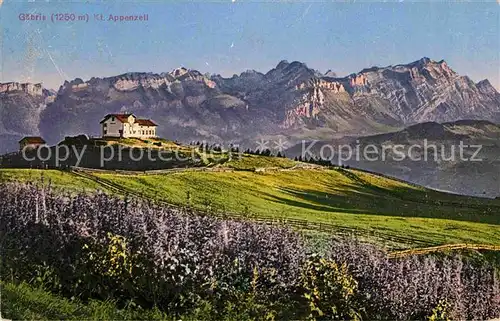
[1, 182, 499, 319]
[328, 239, 500, 320]
[428, 300, 452, 321]
[0, 183, 306, 317]
[84, 233, 132, 279]
[299, 254, 361, 320]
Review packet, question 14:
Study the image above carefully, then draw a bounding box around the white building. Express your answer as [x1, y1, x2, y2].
[100, 114, 157, 139]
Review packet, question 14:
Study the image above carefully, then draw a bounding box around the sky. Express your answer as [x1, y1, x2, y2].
[0, 1, 498, 90]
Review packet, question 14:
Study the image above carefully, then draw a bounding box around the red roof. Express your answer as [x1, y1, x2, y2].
[19, 136, 46, 144]
[100, 114, 157, 127]
[99, 113, 135, 124]
[136, 119, 157, 126]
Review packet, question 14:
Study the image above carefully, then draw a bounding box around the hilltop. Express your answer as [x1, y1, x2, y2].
[0, 135, 296, 170]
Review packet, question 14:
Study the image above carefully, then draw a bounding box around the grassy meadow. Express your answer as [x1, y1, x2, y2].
[1, 161, 499, 248]
[93, 168, 500, 246]
[0, 281, 243, 321]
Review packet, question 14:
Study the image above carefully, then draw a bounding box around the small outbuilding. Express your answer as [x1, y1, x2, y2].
[19, 136, 46, 151]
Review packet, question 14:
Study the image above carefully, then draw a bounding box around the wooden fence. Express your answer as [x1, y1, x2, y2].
[389, 243, 500, 258]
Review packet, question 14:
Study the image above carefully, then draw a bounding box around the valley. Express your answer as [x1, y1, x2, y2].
[287, 119, 500, 197]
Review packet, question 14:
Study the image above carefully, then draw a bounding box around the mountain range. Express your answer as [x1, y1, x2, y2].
[285, 120, 500, 197]
[0, 57, 498, 155]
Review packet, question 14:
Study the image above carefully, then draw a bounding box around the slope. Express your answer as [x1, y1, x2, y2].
[1, 163, 499, 248]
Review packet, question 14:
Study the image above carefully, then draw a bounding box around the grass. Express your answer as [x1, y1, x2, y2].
[84, 138, 298, 170]
[223, 154, 298, 170]
[0, 169, 112, 194]
[1, 162, 499, 248]
[0, 282, 273, 321]
[91, 137, 182, 149]
[92, 168, 500, 247]
[0, 282, 169, 320]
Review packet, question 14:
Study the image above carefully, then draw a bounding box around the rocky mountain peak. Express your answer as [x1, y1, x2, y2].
[477, 79, 493, 87]
[285, 61, 311, 73]
[414, 56, 432, 66]
[403, 58, 456, 77]
[265, 60, 317, 88]
[324, 70, 337, 78]
[276, 60, 290, 70]
[0, 82, 45, 96]
[241, 69, 263, 76]
[268, 60, 312, 75]
[170, 67, 189, 78]
[476, 79, 498, 95]
[397, 57, 441, 69]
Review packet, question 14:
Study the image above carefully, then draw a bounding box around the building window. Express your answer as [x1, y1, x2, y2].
[104, 130, 107, 135]
[111, 116, 115, 121]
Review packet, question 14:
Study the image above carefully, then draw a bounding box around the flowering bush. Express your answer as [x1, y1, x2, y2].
[328, 239, 500, 320]
[83, 233, 132, 278]
[298, 254, 361, 320]
[0, 183, 305, 317]
[428, 300, 452, 321]
[0, 182, 499, 320]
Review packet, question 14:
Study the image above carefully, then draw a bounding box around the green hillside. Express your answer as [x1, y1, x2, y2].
[0, 281, 206, 320]
[93, 168, 500, 246]
[1, 162, 499, 248]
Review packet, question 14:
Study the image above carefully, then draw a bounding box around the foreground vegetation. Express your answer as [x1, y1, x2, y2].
[1, 282, 169, 320]
[1, 282, 283, 321]
[1, 183, 499, 320]
[1, 165, 499, 248]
